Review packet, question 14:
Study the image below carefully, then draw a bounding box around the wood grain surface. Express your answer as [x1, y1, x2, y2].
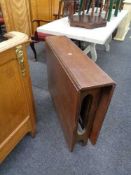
[30, 0, 59, 31]
[46, 36, 115, 151]
[0, 0, 32, 36]
[0, 32, 36, 163]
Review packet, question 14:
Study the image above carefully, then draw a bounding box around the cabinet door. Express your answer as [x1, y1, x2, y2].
[0, 46, 32, 144]
[30, 0, 59, 20]
[30, 0, 59, 31]
[0, 0, 32, 36]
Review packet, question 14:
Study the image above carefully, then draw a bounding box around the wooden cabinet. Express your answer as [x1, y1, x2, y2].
[0, 0, 32, 36]
[0, 0, 59, 35]
[30, 0, 59, 21]
[0, 32, 36, 163]
[30, 0, 59, 31]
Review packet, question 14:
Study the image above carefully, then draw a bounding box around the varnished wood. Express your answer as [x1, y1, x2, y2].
[57, 0, 65, 19]
[69, 15, 107, 29]
[0, 32, 36, 163]
[30, 0, 59, 31]
[0, 0, 32, 36]
[46, 36, 115, 151]
[29, 0, 60, 59]
[68, 0, 108, 29]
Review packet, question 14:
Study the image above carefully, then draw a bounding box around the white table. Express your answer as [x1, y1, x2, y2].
[37, 10, 127, 61]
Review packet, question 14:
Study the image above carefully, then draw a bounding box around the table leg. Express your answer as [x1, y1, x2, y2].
[105, 35, 112, 52]
[114, 3, 131, 41]
[83, 43, 97, 62]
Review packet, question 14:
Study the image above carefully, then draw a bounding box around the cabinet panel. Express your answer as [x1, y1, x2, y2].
[0, 32, 36, 163]
[0, 0, 32, 36]
[30, 0, 59, 32]
[0, 56, 29, 143]
[30, 0, 59, 21]
[0, 0, 59, 35]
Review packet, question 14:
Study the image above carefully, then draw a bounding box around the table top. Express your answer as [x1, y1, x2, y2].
[46, 36, 115, 89]
[37, 10, 127, 45]
[124, 0, 131, 4]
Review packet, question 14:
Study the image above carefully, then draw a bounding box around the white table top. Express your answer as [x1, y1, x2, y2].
[37, 10, 128, 45]
[124, 0, 131, 4]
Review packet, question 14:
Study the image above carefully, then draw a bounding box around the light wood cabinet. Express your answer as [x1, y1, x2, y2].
[30, 0, 59, 21]
[0, 0, 59, 35]
[0, 32, 36, 163]
[0, 0, 32, 36]
[30, 0, 59, 31]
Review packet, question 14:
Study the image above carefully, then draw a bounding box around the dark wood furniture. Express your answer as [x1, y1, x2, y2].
[65, 0, 123, 28]
[30, 19, 51, 61]
[0, 17, 4, 35]
[46, 36, 115, 151]
[53, 0, 79, 19]
[0, 6, 4, 37]
[68, 0, 110, 29]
